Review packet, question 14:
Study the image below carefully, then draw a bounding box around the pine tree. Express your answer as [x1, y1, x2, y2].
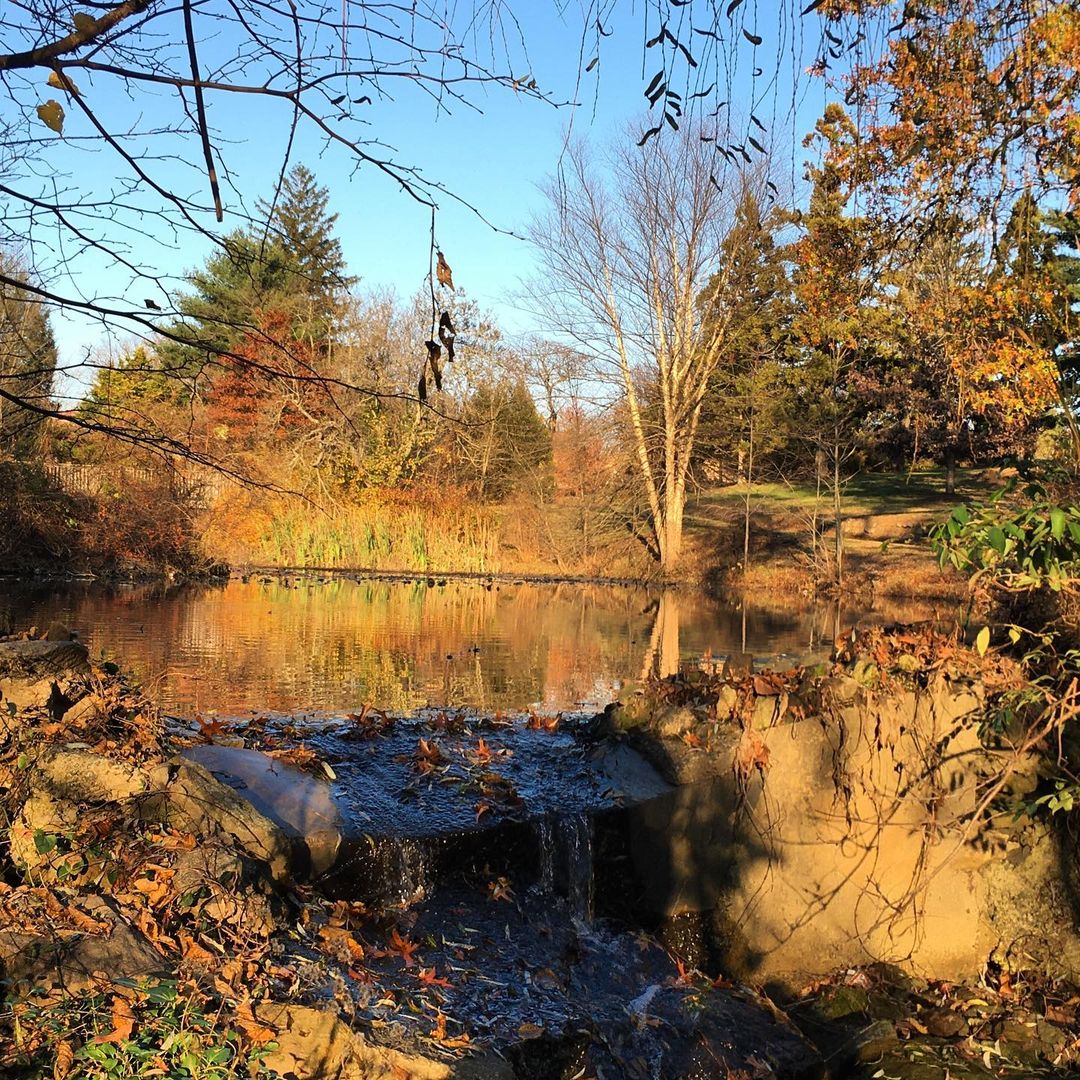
[455, 380, 552, 500]
[151, 167, 349, 396]
[258, 165, 350, 304]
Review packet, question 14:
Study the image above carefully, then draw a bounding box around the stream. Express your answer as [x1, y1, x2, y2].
[8, 573, 1024, 1078]
[0, 572, 947, 716]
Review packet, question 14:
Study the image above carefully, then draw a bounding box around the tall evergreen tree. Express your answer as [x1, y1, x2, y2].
[259, 165, 350, 303]
[149, 167, 349, 398]
[696, 184, 791, 474]
[787, 105, 891, 580]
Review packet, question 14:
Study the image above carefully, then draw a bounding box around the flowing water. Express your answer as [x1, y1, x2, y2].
[0, 573, 949, 716]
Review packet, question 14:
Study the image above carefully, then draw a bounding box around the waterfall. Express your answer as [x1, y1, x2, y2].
[559, 813, 594, 923]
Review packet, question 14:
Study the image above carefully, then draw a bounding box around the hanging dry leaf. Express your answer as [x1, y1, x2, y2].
[47, 71, 80, 96]
[438, 311, 456, 362]
[436, 250, 454, 289]
[734, 729, 770, 780]
[36, 100, 65, 134]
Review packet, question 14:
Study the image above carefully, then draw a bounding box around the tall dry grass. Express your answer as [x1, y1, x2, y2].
[201, 487, 502, 572]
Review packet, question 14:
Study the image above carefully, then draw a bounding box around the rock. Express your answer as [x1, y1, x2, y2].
[170, 844, 279, 937]
[9, 791, 79, 871]
[184, 744, 343, 877]
[0, 640, 89, 720]
[606, 695, 654, 731]
[655, 705, 696, 738]
[60, 693, 108, 727]
[142, 757, 293, 882]
[35, 747, 145, 803]
[0, 677, 71, 717]
[751, 694, 779, 730]
[922, 1008, 968, 1038]
[848, 1018, 901, 1064]
[253, 1002, 487, 1079]
[44, 621, 74, 642]
[722, 652, 754, 679]
[814, 984, 870, 1021]
[0, 896, 163, 993]
[715, 684, 739, 721]
[0, 639, 89, 679]
[592, 742, 671, 803]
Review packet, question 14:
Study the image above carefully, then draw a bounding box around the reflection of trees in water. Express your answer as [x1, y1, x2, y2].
[7, 579, 657, 714]
[6, 578, 953, 715]
[641, 591, 682, 680]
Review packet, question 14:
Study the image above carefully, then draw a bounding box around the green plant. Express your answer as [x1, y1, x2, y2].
[930, 482, 1080, 594]
[6, 978, 273, 1080]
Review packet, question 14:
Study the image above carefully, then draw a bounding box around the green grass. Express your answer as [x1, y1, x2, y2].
[688, 467, 998, 530]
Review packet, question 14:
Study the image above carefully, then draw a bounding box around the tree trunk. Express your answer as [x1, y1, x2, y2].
[743, 408, 754, 571]
[833, 428, 843, 590]
[906, 418, 920, 485]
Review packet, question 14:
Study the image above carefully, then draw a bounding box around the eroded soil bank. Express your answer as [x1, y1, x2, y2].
[1, 624, 1079, 1078]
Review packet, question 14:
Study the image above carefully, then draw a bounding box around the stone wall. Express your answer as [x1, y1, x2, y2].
[606, 658, 1080, 990]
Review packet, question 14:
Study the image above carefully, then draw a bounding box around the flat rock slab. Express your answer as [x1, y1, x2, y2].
[0, 639, 89, 679]
[304, 714, 671, 840]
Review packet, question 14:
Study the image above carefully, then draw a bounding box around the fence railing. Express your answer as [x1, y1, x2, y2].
[43, 462, 228, 507]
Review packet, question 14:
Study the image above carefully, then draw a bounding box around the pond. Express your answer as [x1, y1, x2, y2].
[0, 574, 950, 717]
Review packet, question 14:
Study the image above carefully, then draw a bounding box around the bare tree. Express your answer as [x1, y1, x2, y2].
[0, 0, 562, 470]
[526, 129, 757, 573]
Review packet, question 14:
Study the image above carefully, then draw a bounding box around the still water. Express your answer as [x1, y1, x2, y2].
[1, 575, 950, 717]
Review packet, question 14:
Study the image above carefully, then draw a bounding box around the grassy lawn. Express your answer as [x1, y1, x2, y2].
[688, 467, 1000, 531]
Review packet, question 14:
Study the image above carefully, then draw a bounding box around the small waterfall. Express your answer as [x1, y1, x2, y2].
[559, 813, 594, 923]
[535, 816, 555, 895]
[394, 837, 428, 905]
[530, 813, 595, 921]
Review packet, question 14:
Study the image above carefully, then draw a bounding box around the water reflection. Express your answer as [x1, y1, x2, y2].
[1, 576, 954, 716]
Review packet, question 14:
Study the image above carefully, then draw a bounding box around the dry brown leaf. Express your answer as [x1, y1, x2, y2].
[93, 996, 136, 1044]
[436, 251, 454, 289]
[234, 1004, 277, 1045]
[53, 1039, 74, 1080]
[318, 925, 366, 964]
[65, 905, 109, 935]
[179, 931, 217, 968]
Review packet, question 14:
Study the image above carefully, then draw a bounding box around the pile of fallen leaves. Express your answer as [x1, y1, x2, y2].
[833, 623, 1028, 694]
[0, 652, 529, 1076]
[789, 962, 1080, 1078]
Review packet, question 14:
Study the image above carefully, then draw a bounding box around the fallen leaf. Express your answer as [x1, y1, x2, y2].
[418, 966, 452, 988]
[93, 996, 135, 1044]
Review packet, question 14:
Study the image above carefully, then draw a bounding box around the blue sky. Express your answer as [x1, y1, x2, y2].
[25, 0, 839, 390]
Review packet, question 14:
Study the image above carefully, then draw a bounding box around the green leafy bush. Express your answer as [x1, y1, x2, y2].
[930, 482, 1080, 594]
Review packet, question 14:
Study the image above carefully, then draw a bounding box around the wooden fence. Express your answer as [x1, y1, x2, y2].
[43, 462, 228, 507]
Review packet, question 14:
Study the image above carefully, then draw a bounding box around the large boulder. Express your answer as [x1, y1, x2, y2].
[34, 746, 145, 803]
[0, 639, 90, 720]
[184, 744, 343, 877]
[0, 895, 163, 994]
[141, 757, 294, 882]
[604, 668, 1065, 989]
